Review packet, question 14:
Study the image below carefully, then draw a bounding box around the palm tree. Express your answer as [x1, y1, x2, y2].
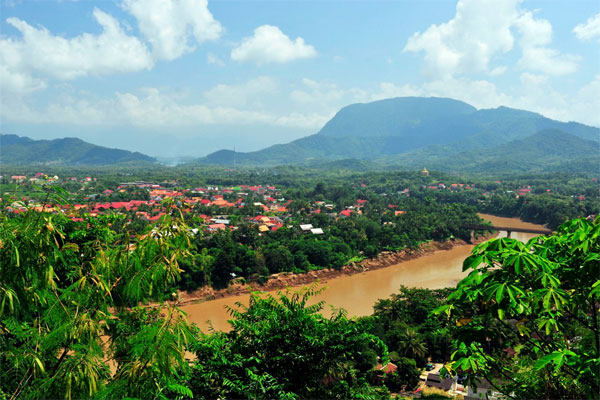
[398, 328, 427, 360]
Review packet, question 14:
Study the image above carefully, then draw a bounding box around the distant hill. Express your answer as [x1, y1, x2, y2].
[386, 129, 600, 173]
[193, 97, 600, 173]
[0, 134, 156, 165]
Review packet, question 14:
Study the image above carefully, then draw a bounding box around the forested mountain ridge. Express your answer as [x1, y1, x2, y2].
[194, 97, 600, 171]
[0, 134, 156, 165]
[383, 129, 600, 173]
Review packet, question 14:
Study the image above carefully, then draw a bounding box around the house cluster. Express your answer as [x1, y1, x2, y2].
[518, 186, 532, 196]
[9, 173, 96, 184]
[7, 182, 299, 234]
[337, 199, 367, 218]
[10, 173, 60, 184]
[7, 175, 417, 236]
[423, 372, 509, 400]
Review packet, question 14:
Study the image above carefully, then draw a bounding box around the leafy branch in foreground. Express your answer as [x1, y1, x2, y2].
[0, 198, 196, 399]
[433, 217, 600, 399]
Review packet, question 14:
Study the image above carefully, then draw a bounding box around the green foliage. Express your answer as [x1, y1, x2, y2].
[435, 217, 600, 399]
[0, 200, 195, 399]
[190, 286, 390, 399]
[368, 287, 455, 365]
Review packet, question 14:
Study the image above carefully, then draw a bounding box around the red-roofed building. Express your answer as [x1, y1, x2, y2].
[207, 223, 226, 231]
[146, 213, 165, 221]
[339, 209, 352, 217]
[518, 187, 532, 196]
[378, 363, 398, 374]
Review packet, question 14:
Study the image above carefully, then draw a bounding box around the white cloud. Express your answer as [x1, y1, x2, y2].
[123, 0, 222, 61]
[514, 11, 579, 76]
[571, 75, 600, 126]
[0, 64, 46, 95]
[404, 0, 578, 78]
[573, 13, 600, 42]
[231, 25, 317, 64]
[403, 0, 517, 78]
[203, 76, 278, 107]
[1, 86, 327, 130]
[0, 8, 153, 82]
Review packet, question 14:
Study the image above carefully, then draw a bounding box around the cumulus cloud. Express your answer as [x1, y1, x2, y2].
[403, 0, 517, 78]
[573, 13, 600, 42]
[514, 11, 579, 75]
[0, 8, 153, 82]
[0, 64, 46, 95]
[0, 1, 223, 97]
[404, 0, 578, 78]
[231, 25, 317, 64]
[123, 0, 222, 60]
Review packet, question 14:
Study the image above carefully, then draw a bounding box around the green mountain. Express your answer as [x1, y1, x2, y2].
[0, 134, 156, 165]
[386, 129, 600, 173]
[194, 97, 599, 171]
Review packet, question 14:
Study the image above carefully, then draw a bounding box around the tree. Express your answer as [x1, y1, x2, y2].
[0, 201, 196, 399]
[189, 286, 390, 399]
[434, 217, 600, 399]
[397, 328, 428, 362]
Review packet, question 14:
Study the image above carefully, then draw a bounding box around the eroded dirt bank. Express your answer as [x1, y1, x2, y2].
[177, 233, 494, 307]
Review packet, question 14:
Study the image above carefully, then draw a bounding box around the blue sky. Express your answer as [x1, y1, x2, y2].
[1, 0, 599, 157]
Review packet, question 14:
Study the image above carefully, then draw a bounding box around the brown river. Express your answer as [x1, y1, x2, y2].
[181, 214, 547, 332]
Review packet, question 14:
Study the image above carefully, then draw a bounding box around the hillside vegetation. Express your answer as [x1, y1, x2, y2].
[0, 134, 156, 165]
[194, 97, 600, 173]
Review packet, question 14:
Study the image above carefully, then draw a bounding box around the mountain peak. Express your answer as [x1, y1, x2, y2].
[317, 96, 477, 138]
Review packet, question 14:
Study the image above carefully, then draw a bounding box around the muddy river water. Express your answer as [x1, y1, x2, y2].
[181, 214, 547, 332]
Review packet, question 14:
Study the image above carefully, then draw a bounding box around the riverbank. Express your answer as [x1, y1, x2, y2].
[177, 232, 495, 307]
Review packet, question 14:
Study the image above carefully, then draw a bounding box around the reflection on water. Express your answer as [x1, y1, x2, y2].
[181, 214, 546, 332]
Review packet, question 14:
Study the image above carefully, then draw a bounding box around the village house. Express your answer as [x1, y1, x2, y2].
[11, 175, 27, 182]
[464, 378, 510, 400]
